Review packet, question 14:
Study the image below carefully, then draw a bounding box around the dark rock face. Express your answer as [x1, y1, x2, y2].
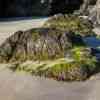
[49, 0, 83, 15]
[0, 0, 50, 17]
[0, 0, 99, 17]
[0, 0, 84, 17]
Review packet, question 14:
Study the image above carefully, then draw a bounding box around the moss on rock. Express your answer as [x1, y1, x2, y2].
[8, 46, 98, 81]
[44, 14, 94, 37]
[10, 56, 98, 81]
[0, 28, 74, 62]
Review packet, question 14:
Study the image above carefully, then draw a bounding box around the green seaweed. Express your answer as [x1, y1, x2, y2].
[44, 15, 94, 37]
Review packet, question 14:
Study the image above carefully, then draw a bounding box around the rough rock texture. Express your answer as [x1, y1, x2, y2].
[9, 46, 98, 81]
[0, 28, 82, 62]
[13, 59, 90, 81]
[95, 0, 100, 25]
[79, 0, 97, 15]
[80, 0, 100, 26]
[44, 14, 94, 37]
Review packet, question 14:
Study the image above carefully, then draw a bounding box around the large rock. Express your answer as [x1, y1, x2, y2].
[0, 28, 77, 62]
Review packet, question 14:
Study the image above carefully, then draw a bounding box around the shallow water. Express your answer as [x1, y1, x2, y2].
[83, 36, 100, 59]
[83, 37, 100, 48]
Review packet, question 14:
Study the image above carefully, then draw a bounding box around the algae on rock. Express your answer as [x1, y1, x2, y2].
[0, 28, 74, 62]
[44, 14, 94, 37]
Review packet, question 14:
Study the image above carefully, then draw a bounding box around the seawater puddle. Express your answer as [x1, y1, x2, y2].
[83, 37, 100, 48]
[83, 36, 100, 60]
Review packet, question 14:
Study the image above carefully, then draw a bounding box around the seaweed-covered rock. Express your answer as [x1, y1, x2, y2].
[0, 28, 82, 62]
[44, 61, 88, 81]
[8, 46, 98, 81]
[10, 55, 97, 81]
[44, 14, 94, 37]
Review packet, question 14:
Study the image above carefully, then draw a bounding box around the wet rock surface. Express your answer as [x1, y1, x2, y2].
[0, 28, 74, 62]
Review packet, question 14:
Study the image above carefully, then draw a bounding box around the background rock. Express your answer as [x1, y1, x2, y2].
[0, 0, 92, 17]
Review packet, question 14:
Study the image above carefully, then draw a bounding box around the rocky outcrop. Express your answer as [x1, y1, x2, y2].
[9, 47, 97, 81]
[44, 14, 94, 37]
[0, 14, 94, 62]
[0, 28, 78, 62]
[12, 59, 90, 81]
[80, 0, 100, 26]
[79, 0, 97, 15]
